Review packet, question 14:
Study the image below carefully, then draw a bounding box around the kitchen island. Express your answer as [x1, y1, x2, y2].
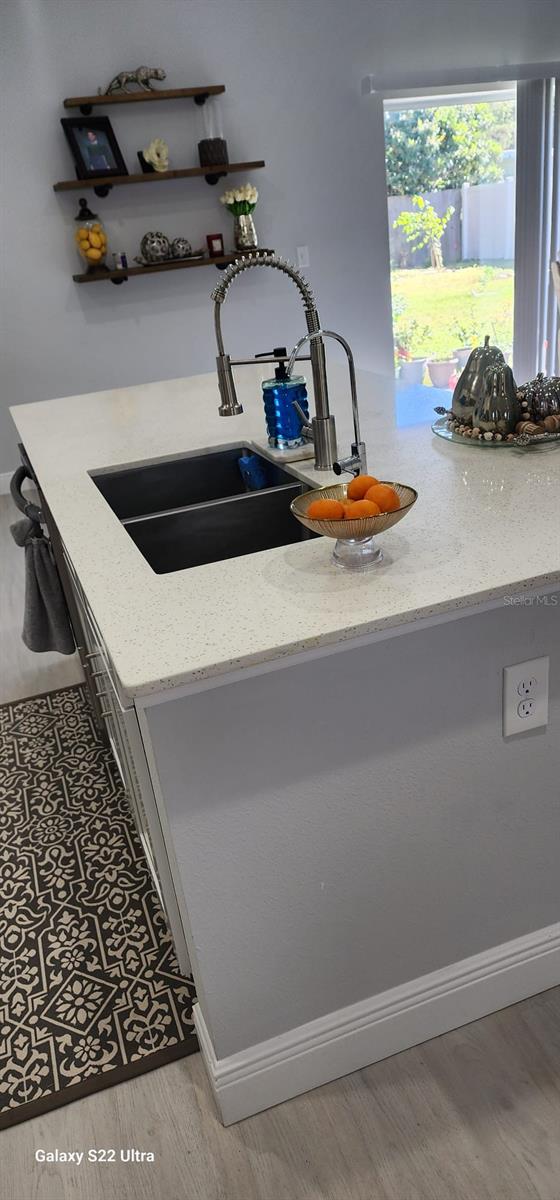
[11, 366, 560, 1123]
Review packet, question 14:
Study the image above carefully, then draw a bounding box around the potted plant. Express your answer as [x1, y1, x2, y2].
[394, 318, 428, 385]
[427, 355, 459, 389]
[452, 314, 478, 370]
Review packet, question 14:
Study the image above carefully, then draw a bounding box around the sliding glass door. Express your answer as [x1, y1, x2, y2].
[383, 88, 517, 406]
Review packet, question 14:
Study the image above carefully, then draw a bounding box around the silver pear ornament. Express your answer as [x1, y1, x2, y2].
[451, 335, 505, 424]
[473, 363, 520, 435]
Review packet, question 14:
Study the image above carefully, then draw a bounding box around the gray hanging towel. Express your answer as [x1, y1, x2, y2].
[10, 518, 75, 655]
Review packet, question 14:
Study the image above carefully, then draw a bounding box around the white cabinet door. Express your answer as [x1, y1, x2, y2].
[61, 547, 191, 976]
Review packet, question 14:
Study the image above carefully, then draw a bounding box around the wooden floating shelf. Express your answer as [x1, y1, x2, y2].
[54, 160, 265, 193]
[73, 250, 274, 284]
[63, 84, 225, 110]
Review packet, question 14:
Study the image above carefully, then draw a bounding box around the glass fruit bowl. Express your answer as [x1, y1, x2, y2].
[291, 481, 417, 571]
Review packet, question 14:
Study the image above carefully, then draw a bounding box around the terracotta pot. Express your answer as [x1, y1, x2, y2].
[428, 358, 458, 389]
[399, 358, 427, 385]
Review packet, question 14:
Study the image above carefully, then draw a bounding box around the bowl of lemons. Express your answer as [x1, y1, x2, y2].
[290, 474, 417, 571]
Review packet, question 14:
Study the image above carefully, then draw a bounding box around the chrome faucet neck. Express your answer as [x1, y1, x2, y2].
[286, 329, 367, 477]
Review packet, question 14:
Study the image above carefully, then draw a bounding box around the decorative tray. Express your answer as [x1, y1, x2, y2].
[432, 414, 560, 450]
[133, 249, 206, 266]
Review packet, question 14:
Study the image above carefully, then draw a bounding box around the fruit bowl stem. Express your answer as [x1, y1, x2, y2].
[332, 535, 383, 571]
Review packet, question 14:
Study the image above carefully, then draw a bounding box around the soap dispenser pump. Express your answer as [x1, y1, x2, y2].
[257, 347, 310, 449]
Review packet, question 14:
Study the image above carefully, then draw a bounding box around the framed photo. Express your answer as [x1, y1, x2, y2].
[60, 117, 128, 180]
[206, 233, 224, 257]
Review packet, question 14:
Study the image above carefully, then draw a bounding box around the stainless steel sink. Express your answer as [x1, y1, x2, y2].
[91, 446, 298, 520]
[124, 486, 314, 574]
[91, 447, 315, 574]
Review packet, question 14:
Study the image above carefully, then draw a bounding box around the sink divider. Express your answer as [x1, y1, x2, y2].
[121, 481, 305, 527]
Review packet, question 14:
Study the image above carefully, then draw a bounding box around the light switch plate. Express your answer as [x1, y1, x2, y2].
[503, 657, 549, 736]
[296, 245, 310, 269]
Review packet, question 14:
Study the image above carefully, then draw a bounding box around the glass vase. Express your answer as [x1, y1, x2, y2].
[233, 213, 258, 251]
[74, 197, 108, 271]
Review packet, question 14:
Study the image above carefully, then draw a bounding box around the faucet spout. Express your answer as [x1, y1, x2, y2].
[211, 253, 338, 470]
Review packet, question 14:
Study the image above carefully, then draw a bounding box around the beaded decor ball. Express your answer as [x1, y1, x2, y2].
[171, 237, 192, 259]
[140, 231, 170, 262]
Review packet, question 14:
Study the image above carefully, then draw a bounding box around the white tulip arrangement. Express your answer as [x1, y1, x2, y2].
[220, 182, 259, 215]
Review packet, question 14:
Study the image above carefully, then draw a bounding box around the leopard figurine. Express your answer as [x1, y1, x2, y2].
[100, 66, 166, 95]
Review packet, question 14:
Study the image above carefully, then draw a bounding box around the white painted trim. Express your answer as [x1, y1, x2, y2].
[362, 62, 560, 96]
[383, 85, 516, 112]
[135, 579, 560, 710]
[194, 920, 560, 1125]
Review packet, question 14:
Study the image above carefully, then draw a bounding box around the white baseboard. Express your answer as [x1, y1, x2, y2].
[194, 920, 560, 1125]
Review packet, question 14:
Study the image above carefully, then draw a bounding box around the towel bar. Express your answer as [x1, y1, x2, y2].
[10, 465, 44, 525]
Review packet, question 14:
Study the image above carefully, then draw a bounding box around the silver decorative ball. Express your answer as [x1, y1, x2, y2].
[171, 237, 192, 259]
[140, 231, 170, 262]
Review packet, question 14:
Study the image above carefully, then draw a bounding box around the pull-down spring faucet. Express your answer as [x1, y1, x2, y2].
[211, 252, 366, 475]
[212, 253, 337, 471]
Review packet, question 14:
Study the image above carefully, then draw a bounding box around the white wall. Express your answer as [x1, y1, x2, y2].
[145, 595, 560, 1059]
[2, 0, 559, 474]
[0, 0, 392, 474]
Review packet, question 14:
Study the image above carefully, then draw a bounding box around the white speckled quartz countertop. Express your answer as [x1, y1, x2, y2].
[10, 365, 560, 700]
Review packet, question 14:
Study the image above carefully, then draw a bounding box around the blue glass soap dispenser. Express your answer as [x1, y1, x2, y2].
[259, 347, 310, 449]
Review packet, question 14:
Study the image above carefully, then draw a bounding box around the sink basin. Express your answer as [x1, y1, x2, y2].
[124, 485, 315, 574]
[91, 447, 298, 521]
[91, 446, 315, 573]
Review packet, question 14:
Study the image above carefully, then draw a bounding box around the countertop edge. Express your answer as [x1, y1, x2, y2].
[127, 575, 560, 701]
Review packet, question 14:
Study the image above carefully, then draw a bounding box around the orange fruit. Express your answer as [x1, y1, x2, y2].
[343, 498, 381, 519]
[307, 498, 345, 520]
[364, 483, 400, 513]
[346, 474, 379, 500]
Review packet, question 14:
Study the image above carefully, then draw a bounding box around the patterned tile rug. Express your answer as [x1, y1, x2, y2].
[0, 685, 198, 1130]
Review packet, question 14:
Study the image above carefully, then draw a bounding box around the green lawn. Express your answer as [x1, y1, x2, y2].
[392, 263, 514, 363]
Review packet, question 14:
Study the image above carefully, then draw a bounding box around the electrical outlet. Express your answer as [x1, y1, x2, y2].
[296, 245, 310, 269]
[503, 657, 549, 736]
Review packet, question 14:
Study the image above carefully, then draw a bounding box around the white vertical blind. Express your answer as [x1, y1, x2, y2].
[513, 78, 560, 379]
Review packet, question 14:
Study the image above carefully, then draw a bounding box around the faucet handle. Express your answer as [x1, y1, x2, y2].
[333, 442, 367, 477]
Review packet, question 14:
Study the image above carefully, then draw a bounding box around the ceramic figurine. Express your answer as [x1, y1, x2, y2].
[142, 138, 169, 172]
[140, 231, 170, 262]
[451, 335, 505, 424]
[472, 363, 520, 435]
[101, 66, 166, 95]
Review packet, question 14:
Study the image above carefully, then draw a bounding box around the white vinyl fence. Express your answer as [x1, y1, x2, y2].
[461, 179, 515, 262]
[388, 178, 515, 267]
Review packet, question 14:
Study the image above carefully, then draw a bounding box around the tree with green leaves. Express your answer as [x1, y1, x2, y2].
[393, 195, 455, 269]
[384, 102, 515, 196]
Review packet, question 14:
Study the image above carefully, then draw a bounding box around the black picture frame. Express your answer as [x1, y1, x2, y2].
[60, 116, 128, 180]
